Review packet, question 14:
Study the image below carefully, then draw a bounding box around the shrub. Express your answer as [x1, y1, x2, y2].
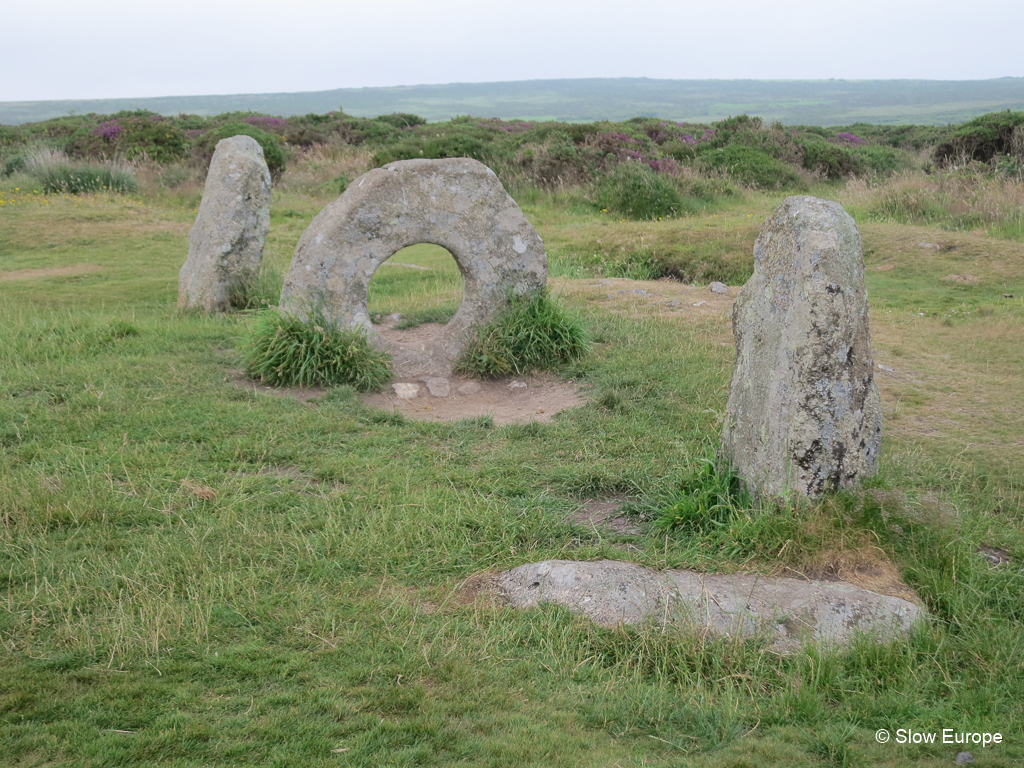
[196, 123, 287, 179]
[239, 307, 392, 391]
[2, 153, 27, 177]
[699, 145, 807, 190]
[372, 134, 489, 167]
[64, 113, 188, 164]
[596, 161, 682, 219]
[457, 291, 589, 377]
[800, 139, 863, 179]
[855, 145, 903, 176]
[374, 113, 427, 129]
[934, 110, 1024, 165]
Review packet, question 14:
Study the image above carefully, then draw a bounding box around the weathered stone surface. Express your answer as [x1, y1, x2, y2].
[280, 158, 548, 377]
[424, 377, 450, 397]
[709, 281, 729, 294]
[178, 136, 271, 311]
[457, 381, 482, 396]
[392, 383, 420, 400]
[722, 196, 881, 499]
[498, 560, 922, 651]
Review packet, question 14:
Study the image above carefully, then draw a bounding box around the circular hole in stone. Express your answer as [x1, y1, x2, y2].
[367, 244, 464, 337]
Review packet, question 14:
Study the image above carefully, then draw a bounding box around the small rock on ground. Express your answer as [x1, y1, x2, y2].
[457, 381, 482, 396]
[709, 281, 729, 294]
[424, 377, 450, 398]
[392, 383, 420, 400]
[509, 381, 527, 389]
[956, 753, 974, 765]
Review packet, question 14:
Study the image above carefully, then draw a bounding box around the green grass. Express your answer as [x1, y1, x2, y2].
[239, 306, 392, 390]
[456, 291, 590, 377]
[366, 243, 463, 323]
[1, 178, 1023, 766]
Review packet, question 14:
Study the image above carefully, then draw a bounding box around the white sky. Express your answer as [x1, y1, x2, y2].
[5, 0, 1022, 101]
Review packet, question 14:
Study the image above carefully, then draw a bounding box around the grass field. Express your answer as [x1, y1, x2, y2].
[2, 162, 1024, 766]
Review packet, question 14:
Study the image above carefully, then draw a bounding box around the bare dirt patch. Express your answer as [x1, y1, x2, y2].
[373, 320, 447, 349]
[228, 362, 583, 424]
[450, 571, 500, 608]
[0, 264, 101, 282]
[362, 372, 583, 425]
[568, 495, 640, 535]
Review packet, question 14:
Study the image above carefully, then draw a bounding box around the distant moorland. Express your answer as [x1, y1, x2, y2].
[3, 77, 1024, 125]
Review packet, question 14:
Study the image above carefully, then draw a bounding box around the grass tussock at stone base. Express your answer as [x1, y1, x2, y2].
[227, 262, 284, 311]
[457, 291, 589, 377]
[239, 307, 391, 390]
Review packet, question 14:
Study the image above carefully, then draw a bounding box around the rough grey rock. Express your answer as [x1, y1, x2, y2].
[709, 281, 729, 294]
[509, 380, 527, 389]
[280, 158, 548, 377]
[457, 381, 482, 396]
[178, 136, 271, 312]
[424, 377, 450, 397]
[956, 752, 974, 765]
[722, 196, 881, 499]
[498, 560, 922, 651]
[392, 383, 420, 400]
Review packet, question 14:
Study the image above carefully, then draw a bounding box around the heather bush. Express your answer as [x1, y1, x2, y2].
[374, 113, 428, 129]
[64, 111, 188, 164]
[2, 152, 28, 177]
[699, 145, 807, 190]
[194, 123, 287, 179]
[800, 139, 863, 179]
[934, 110, 1024, 165]
[596, 161, 683, 219]
[855, 145, 906, 176]
[372, 133, 491, 166]
[520, 137, 591, 186]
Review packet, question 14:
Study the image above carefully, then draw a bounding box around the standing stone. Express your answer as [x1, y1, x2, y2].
[279, 158, 547, 377]
[178, 136, 271, 312]
[722, 196, 881, 499]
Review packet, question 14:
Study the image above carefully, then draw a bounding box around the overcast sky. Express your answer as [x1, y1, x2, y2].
[5, 0, 1022, 102]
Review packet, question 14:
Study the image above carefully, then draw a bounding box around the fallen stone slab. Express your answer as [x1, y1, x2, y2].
[497, 559, 922, 651]
[179, 135, 271, 312]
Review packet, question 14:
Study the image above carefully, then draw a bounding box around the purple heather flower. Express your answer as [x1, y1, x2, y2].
[91, 121, 123, 141]
[242, 116, 287, 130]
[835, 132, 867, 146]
